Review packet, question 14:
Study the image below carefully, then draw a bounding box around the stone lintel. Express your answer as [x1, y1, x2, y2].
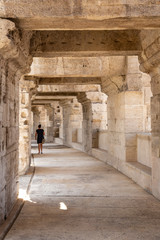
[5, 15, 160, 30]
[1, 1, 160, 20]
[28, 56, 126, 78]
[30, 30, 141, 57]
[35, 92, 78, 97]
[32, 51, 141, 58]
[24, 76, 102, 85]
[32, 98, 74, 105]
[37, 85, 100, 93]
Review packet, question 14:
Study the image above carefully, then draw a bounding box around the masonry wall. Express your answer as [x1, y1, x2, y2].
[0, 59, 19, 223]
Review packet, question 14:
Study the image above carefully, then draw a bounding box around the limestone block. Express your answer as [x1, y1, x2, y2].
[107, 119, 116, 132]
[112, 143, 125, 161]
[101, 56, 126, 77]
[125, 133, 137, 147]
[113, 106, 125, 119]
[63, 57, 101, 76]
[116, 119, 125, 132]
[92, 104, 107, 113]
[125, 118, 143, 132]
[124, 91, 143, 105]
[126, 146, 137, 162]
[151, 74, 160, 95]
[72, 128, 77, 142]
[100, 121, 108, 130]
[0, 158, 6, 191]
[5, 178, 18, 218]
[152, 155, 160, 199]
[137, 133, 151, 168]
[29, 57, 126, 77]
[141, 73, 151, 87]
[143, 87, 152, 105]
[0, 189, 5, 223]
[92, 112, 107, 121]
[77, 128, 82, 143]
[126, 73, 142, 91]
[98, 130, 109, 151]
[126, 56, 141, 74]
[125, 105, 144, 119]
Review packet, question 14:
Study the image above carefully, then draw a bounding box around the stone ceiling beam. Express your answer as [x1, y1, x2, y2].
[24, 77, 102, 85]
[30, 30, 141, 57]
[12, 17, 160, 31]
[27, 56, 126, 78]
[32, 97, 75, 105]
[1, 1, 160, 30]
[35, 93, 78, 98]
[37, 85, 100, 93]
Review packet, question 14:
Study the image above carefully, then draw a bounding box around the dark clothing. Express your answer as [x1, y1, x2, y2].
[36, 129, 44, 144]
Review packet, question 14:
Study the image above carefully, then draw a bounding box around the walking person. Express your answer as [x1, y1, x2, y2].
[35, 124, 45, 154]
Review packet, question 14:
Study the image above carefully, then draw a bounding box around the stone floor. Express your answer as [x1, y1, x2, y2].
[4, 144, 160, 240]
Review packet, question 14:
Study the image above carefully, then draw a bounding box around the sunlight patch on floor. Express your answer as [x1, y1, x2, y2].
[18, 189, 37, 203]
[59, 202, 68, 210]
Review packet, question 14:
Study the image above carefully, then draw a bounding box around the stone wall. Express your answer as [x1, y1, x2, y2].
[19, 80, 36, 175]
[0, 59, 20, 223]
[139, 30, 160, 199]
[1, 1, 160, 31]
[0, 19, 32, 224]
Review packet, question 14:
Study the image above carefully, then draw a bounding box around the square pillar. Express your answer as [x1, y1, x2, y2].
[78, 92, 107, 154]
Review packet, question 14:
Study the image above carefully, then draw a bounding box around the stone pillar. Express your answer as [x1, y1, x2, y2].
[31, 106, 40, 138]
[139, 30, 160, 199]
[0, 19, 33, 223]
[101, 55, 151, 168]
[19, 80, 36, 175]
[60, 98, 83, 146]
[60, 100, 73, 146]
[77, 92, 107, 154]
[44, 105, 54, 142]
[37, 105, 48, 140]
[51, 101, 63, 140]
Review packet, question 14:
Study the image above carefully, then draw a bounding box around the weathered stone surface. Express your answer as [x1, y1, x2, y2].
[28, 56, 126, 77]
[1, 1, 160, 30]
[19, 79, 36, 175]
[25, 77, 102, 85]
[37, 84, 100, 93]
[30, 30, 141, 57]
[0, 19, 33, 225]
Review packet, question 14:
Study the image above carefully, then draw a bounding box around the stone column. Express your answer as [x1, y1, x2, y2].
[0, 19, 33, 223]
[139, 30, 160, 199]
[32, 106, 40, 138]
[60, 100, 73, 146]
[44, 105, 54, 142]
[51, 101, 63, 140]
[37, 105, 48, 140]
[60, 98, 83, 146]
[101, 55, 151, 169]
[77, 92, 107, 154]
[19, 80, 36, 175]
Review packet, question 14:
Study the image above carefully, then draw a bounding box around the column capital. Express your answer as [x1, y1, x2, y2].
[101, 75, 125, 96]
[77, 92, 107, 105]
[0, 19, 33, 74]
[59, 99, 74, 107]
[139, 31, 160, 74]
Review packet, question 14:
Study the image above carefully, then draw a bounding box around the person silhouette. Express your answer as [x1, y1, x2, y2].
[35, 124, 45, 154]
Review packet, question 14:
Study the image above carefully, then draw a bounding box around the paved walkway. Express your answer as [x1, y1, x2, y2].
[5, 144, 160, 240]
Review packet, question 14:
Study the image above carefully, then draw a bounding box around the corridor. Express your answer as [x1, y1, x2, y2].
[4, 144, 160, 240]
